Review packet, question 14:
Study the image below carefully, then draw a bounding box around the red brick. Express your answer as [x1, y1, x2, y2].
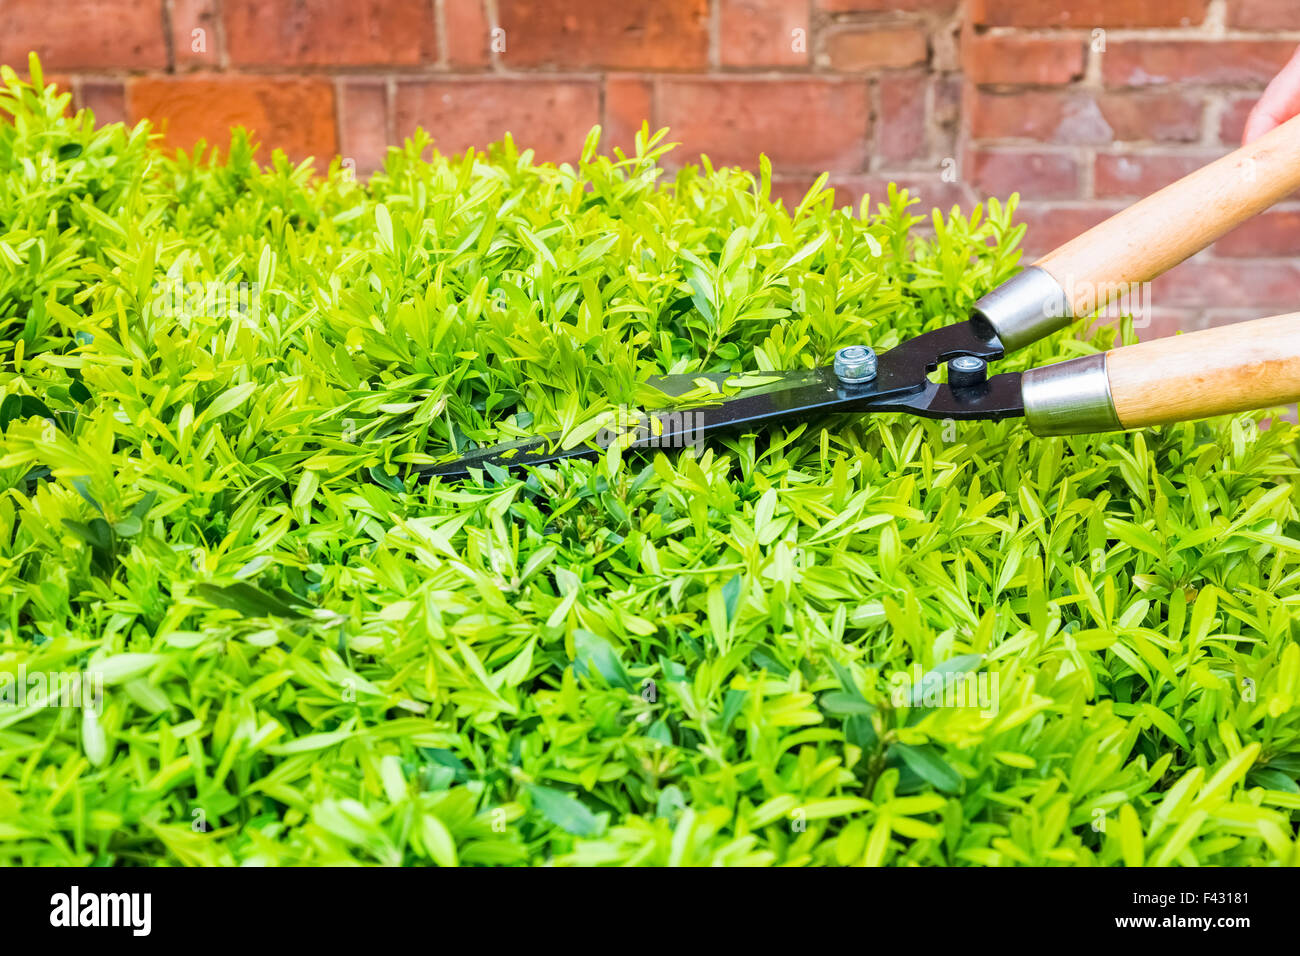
[446, 0, 491, 67]
[172, 0, 221, 69]
[1097, 92, 1203, 142]
[1093, 151, 1221, 199]
[816, 0, 955, 10]
[963, 35, 1085, 86]
[970, 0, 1208, 27]
[828, 27, 929, 71]
[1215, 211, 1300, 258]
[1013, 203, 1126, 257]
[223, 0, 437, 67]
[79, 81, 127, 126]
[969, 91, 1113, 145]
[1152, 258, 1300, 310]
[395, 80, 600, 164]
[1103, 42, 1295, 89]
[128, 76, 338, 163]
[339, 80, 389, 176]
[1132, 309, 1203, 340]
[1229, 0, 1300, 29]
[933, 74, 962, 131]
[878, 74, 928, 162]
[497, 0, 709, 70]
[969, 89, 1202, 146]
[1219, 96, 1256, 145]
[604, 77, 654, 156]
[1203, 310, 1289, 332]
[658, 78, 869, 174]
[966, 149, 1080, 200]
[0, 0, 167, 70]
[720, 0, 809, 68]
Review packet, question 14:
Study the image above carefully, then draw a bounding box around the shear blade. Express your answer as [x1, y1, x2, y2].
[416, 367, 868, 480]
[415, 322, 1023, 481]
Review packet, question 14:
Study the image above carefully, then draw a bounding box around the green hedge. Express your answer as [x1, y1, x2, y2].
[2, 57, 1299, 866]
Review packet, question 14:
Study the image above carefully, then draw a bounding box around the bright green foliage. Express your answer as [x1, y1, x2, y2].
[2, 59, 1299, 866]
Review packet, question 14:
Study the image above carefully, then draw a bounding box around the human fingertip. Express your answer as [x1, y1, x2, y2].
[1241, 111, 1270, 146]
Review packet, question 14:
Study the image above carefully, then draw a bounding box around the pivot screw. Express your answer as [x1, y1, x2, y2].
[948, 355, 988, 388]
[834, 345, 877, 385]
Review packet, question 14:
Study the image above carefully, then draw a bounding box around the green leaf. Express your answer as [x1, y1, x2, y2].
[205, 382, 257, 419]
[572, 630, 632, 691]
[420, 813, 458, 867]
[81, 707, 108, 767]
[374, 204, 394, 253]
[194, 582, 308, 619]
[89, 653, 165, 685]
[895, 744, 962, 793]
[525, 784, 605, 837]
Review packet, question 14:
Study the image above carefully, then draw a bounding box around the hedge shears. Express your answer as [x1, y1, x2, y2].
[420, 115, 1300, 481]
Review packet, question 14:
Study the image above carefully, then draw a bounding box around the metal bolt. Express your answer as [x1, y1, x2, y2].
[834, 345, 877, 384]
[947, 354, 988, 388]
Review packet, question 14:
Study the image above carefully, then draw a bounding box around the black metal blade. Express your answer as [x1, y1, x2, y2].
[866, 371, 1024, 420]
[413, 319, 1022, 480]
[415, 367, 878, 480]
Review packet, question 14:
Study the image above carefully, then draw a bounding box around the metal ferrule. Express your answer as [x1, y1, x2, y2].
[973, 266, 1072, 352]
[1021, 353, 1122, 436]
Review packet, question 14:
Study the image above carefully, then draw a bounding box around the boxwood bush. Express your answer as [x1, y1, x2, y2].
[2, 58, 1299, 866]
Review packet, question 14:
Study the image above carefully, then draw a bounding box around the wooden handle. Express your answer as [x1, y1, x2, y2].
[1037, 113, 1300, 317]
[1107, 313, 1300, 428]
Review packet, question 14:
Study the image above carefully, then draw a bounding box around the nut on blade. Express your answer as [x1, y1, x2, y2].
[834, 345, 878, 384]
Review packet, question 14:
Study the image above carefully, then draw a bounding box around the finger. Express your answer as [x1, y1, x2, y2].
[1244, 45, 1300, 144]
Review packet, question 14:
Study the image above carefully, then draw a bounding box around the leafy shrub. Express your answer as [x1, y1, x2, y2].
[2, 57, 1299, 866]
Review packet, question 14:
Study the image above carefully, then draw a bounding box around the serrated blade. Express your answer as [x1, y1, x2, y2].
[411, 321, 1022, 481]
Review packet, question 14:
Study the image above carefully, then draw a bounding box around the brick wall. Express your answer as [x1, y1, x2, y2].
[965, 0, 1300, 336]
[4, 0, 1299, 334]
